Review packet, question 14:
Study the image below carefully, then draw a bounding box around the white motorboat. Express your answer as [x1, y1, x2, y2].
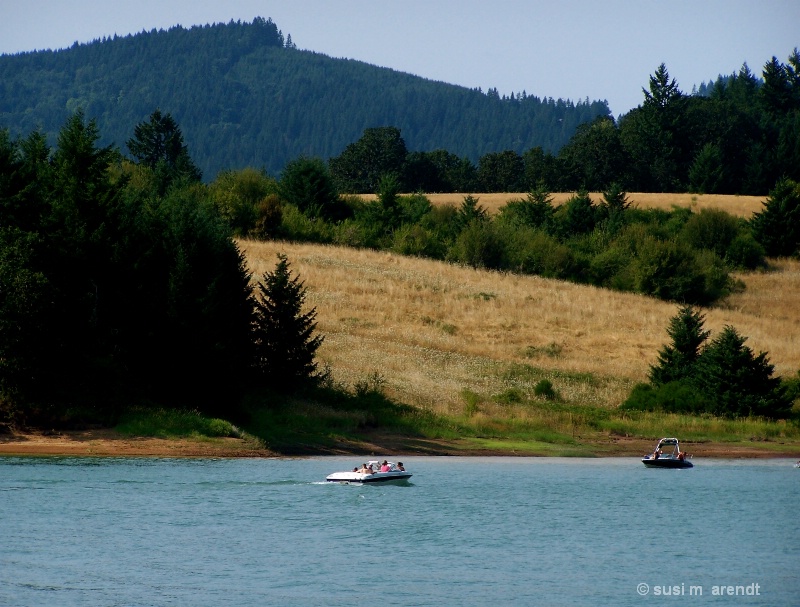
[326, 460, 412, 484]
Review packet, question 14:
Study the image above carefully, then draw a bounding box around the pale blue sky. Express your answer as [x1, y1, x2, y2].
[1, 0, 798, 116]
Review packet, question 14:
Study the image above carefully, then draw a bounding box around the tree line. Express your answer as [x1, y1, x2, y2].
[324, 56, 800, 196]
[0, 112, 324, 426]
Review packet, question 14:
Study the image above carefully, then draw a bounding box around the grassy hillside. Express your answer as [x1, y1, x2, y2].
[241, 245, 799, 414]
[233, 193, 799, 455]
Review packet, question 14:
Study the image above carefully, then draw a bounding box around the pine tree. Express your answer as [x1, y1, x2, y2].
[252, 254, 324, 391]
[126, 110, 202, 194]
[750, 177, 800, 257]
[694, 325, 791, 418]
[649, 305, 710, 385]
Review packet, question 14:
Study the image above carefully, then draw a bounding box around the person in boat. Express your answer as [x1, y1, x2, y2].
[359, 463, 373, 474]
[652, 449, 660, 460]
[397, 462, 405, 471]
[678, 451, 686, 461]
[380, 460, 390, 472]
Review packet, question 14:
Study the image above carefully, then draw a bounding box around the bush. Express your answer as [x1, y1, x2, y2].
[501, 225, 580, 279]
[725, 232, 766, 270]
[534, 379, 559, 401]
[279, 204, 334, 243]
[678, 208, 741, 258]
[391, 224, 445, 258]
[447, 219, 504, 269]
[620, 380, 705, 413]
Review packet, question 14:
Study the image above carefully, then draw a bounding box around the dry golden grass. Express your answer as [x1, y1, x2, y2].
[240, 238, 800, 418]
[361, 192, 767, 218]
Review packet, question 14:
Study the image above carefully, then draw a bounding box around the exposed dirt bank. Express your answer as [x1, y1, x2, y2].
[1, 429, 798, 459]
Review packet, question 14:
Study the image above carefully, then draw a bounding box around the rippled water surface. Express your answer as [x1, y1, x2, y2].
[1, 456, 797, 606]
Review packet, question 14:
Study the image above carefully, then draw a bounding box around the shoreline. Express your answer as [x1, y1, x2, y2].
[1, 429, 798, 459]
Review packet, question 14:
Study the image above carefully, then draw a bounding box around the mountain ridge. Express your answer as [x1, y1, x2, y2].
[0, 17, 610, 179]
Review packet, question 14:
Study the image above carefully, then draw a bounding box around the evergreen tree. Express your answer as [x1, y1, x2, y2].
[694, 325, 791, 418]
[126, 109, 202, 193]
[559, 189, 596, 236]
[279, 156, 345, 221]
[649, 305, 710, 385]
[252, 254, 324, 391]
[643, 63, 683, 109]
[750, 177, 800, 257]
[454, 194, 488, 231]
[498, 184, 555, 232]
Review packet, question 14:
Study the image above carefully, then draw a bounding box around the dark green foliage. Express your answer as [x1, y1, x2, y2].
[631, 237, 728, 304]
[124, 184, 255, 407]
[596, 183, 631, 234]
[0, 19, 609, 180]
[649, 306, 710, 385]
[500, 226, 580, 279]
[628, 310, 792, 419]
[0, 228, 53, 400]
[558, 116, 628, 191]
[477, 151, 525, 192]
[679, 207, 764, 268]
[209, 167, 279, 236]
[497, 185, 556, 232]
[0, 115, 255, 422]
[279, 156, 347, 221]
[750, 177, 800, 257]
[688, 142, 726, 194]
[404, 150, 478, 193]
[620, 380, 706, 414]
[558, 190, 597, 237]
[694, 326, 791, 418]
[534, 379, 558, 401]
[448, 220, 505, 270]
[329, 127, 408, 194]
[127, 109, 202, 193]
[252, 254, 324, 392]
[454, 195, 488, 230]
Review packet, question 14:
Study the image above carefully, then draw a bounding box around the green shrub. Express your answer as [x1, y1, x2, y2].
[460, 389, 482, 416]
[725, 232, 766, 270]
[391, 224, 444, 258]
[279, 204, 334, 243]
[679, 207, 740, 258]
[493, 388, 525, 404]
[447, 219, 504, 269]
[534, 379, 559, 401]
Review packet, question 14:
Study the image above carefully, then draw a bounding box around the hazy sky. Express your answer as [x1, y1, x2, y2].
[1, 0, 798, 116]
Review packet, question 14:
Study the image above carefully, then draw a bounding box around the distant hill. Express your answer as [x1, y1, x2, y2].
[0, 17, 610, 179]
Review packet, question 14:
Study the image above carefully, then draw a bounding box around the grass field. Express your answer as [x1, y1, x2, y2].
[361, 191, 768, 218]
[235, 193, 799, 454]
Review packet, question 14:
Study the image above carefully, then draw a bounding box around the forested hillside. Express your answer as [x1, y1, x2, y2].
[0, 17, 609, 180]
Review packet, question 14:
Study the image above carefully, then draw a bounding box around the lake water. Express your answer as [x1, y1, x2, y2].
[1, 456, 797, 606]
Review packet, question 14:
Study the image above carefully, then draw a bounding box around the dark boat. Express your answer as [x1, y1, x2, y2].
[642, 438, 693, 468]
